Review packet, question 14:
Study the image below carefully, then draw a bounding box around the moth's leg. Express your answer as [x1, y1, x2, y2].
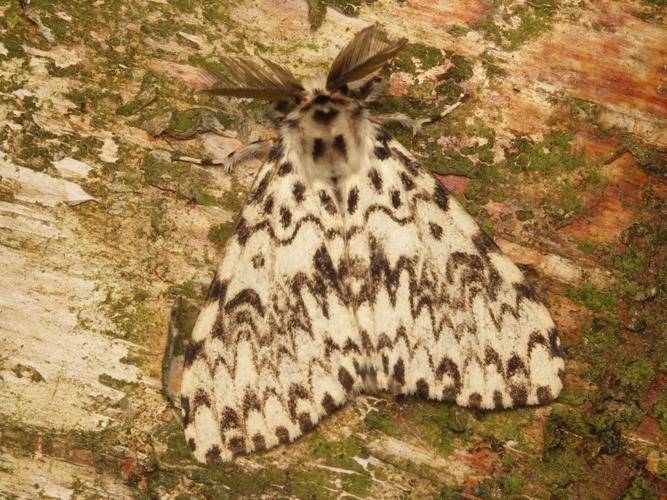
[360, 75, 389, 103]
[373, 112, 426, 135]
[171, 139, 273, 174]
[420, 93, 468, 127]
[216, 140, 273, 173]
[374, 93, 467, 135]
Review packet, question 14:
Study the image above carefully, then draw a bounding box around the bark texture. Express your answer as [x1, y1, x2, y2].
[0, 1, 665, 498]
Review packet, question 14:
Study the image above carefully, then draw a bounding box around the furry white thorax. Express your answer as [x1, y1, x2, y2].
[280, 92, 374, 189]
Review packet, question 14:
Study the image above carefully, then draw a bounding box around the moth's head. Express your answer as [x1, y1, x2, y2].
[201, 26, 407, 116]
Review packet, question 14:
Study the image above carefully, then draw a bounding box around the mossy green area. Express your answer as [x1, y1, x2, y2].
[1, 0, 666, 498]
[207, 222, 236, 248]
[475, 0, 558, 50]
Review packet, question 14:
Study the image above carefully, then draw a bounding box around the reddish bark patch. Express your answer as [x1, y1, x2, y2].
[560, 153, 665, 243]
[631, 415, 665, 446]
[535, 23, 667, 119]
[482, 199, 517, 220]
[583, 455, 636, 500]
[547, 294, 592, 345]
[562, 371, 591, 397]
[572, 129, 623, 163]
[641, 374, 666, 414]
[493, 89, 554, 137]
[68, 447, 95, 464]
[121, 458, 137, 479]
[395, 0, 487, 28]
[457, 443, 499, 484]
[433, 173, 469, 194]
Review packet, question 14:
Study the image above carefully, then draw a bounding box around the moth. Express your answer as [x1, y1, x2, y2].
[180, 26, 564, 464]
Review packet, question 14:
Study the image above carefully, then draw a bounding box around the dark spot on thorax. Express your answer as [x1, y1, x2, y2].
[313, 108, 339, 124]
[284, 118, 299, 129]
[333, 134, 347, 159]
[252, 254, 265, 268]
[277, 161, 293, 176]
[274, 100, 290, 113]
[313, 138, 325, 160]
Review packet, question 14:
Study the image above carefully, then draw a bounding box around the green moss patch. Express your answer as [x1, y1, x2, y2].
[207, 222, 235, 248]
[474, 0, 558, 50]
[394, 43, 445, 73]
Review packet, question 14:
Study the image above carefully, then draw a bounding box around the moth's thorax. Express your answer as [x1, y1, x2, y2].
[280, 93, 372, 186]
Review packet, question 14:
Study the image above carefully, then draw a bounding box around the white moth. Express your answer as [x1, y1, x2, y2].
[180, 26, 564, 464]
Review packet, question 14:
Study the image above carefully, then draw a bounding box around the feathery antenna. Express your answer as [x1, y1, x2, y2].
[202, 57, 304, 101]
[326, 26, 407, 91]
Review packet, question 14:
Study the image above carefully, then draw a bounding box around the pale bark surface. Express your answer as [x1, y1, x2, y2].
[0, 1, 665, 498]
